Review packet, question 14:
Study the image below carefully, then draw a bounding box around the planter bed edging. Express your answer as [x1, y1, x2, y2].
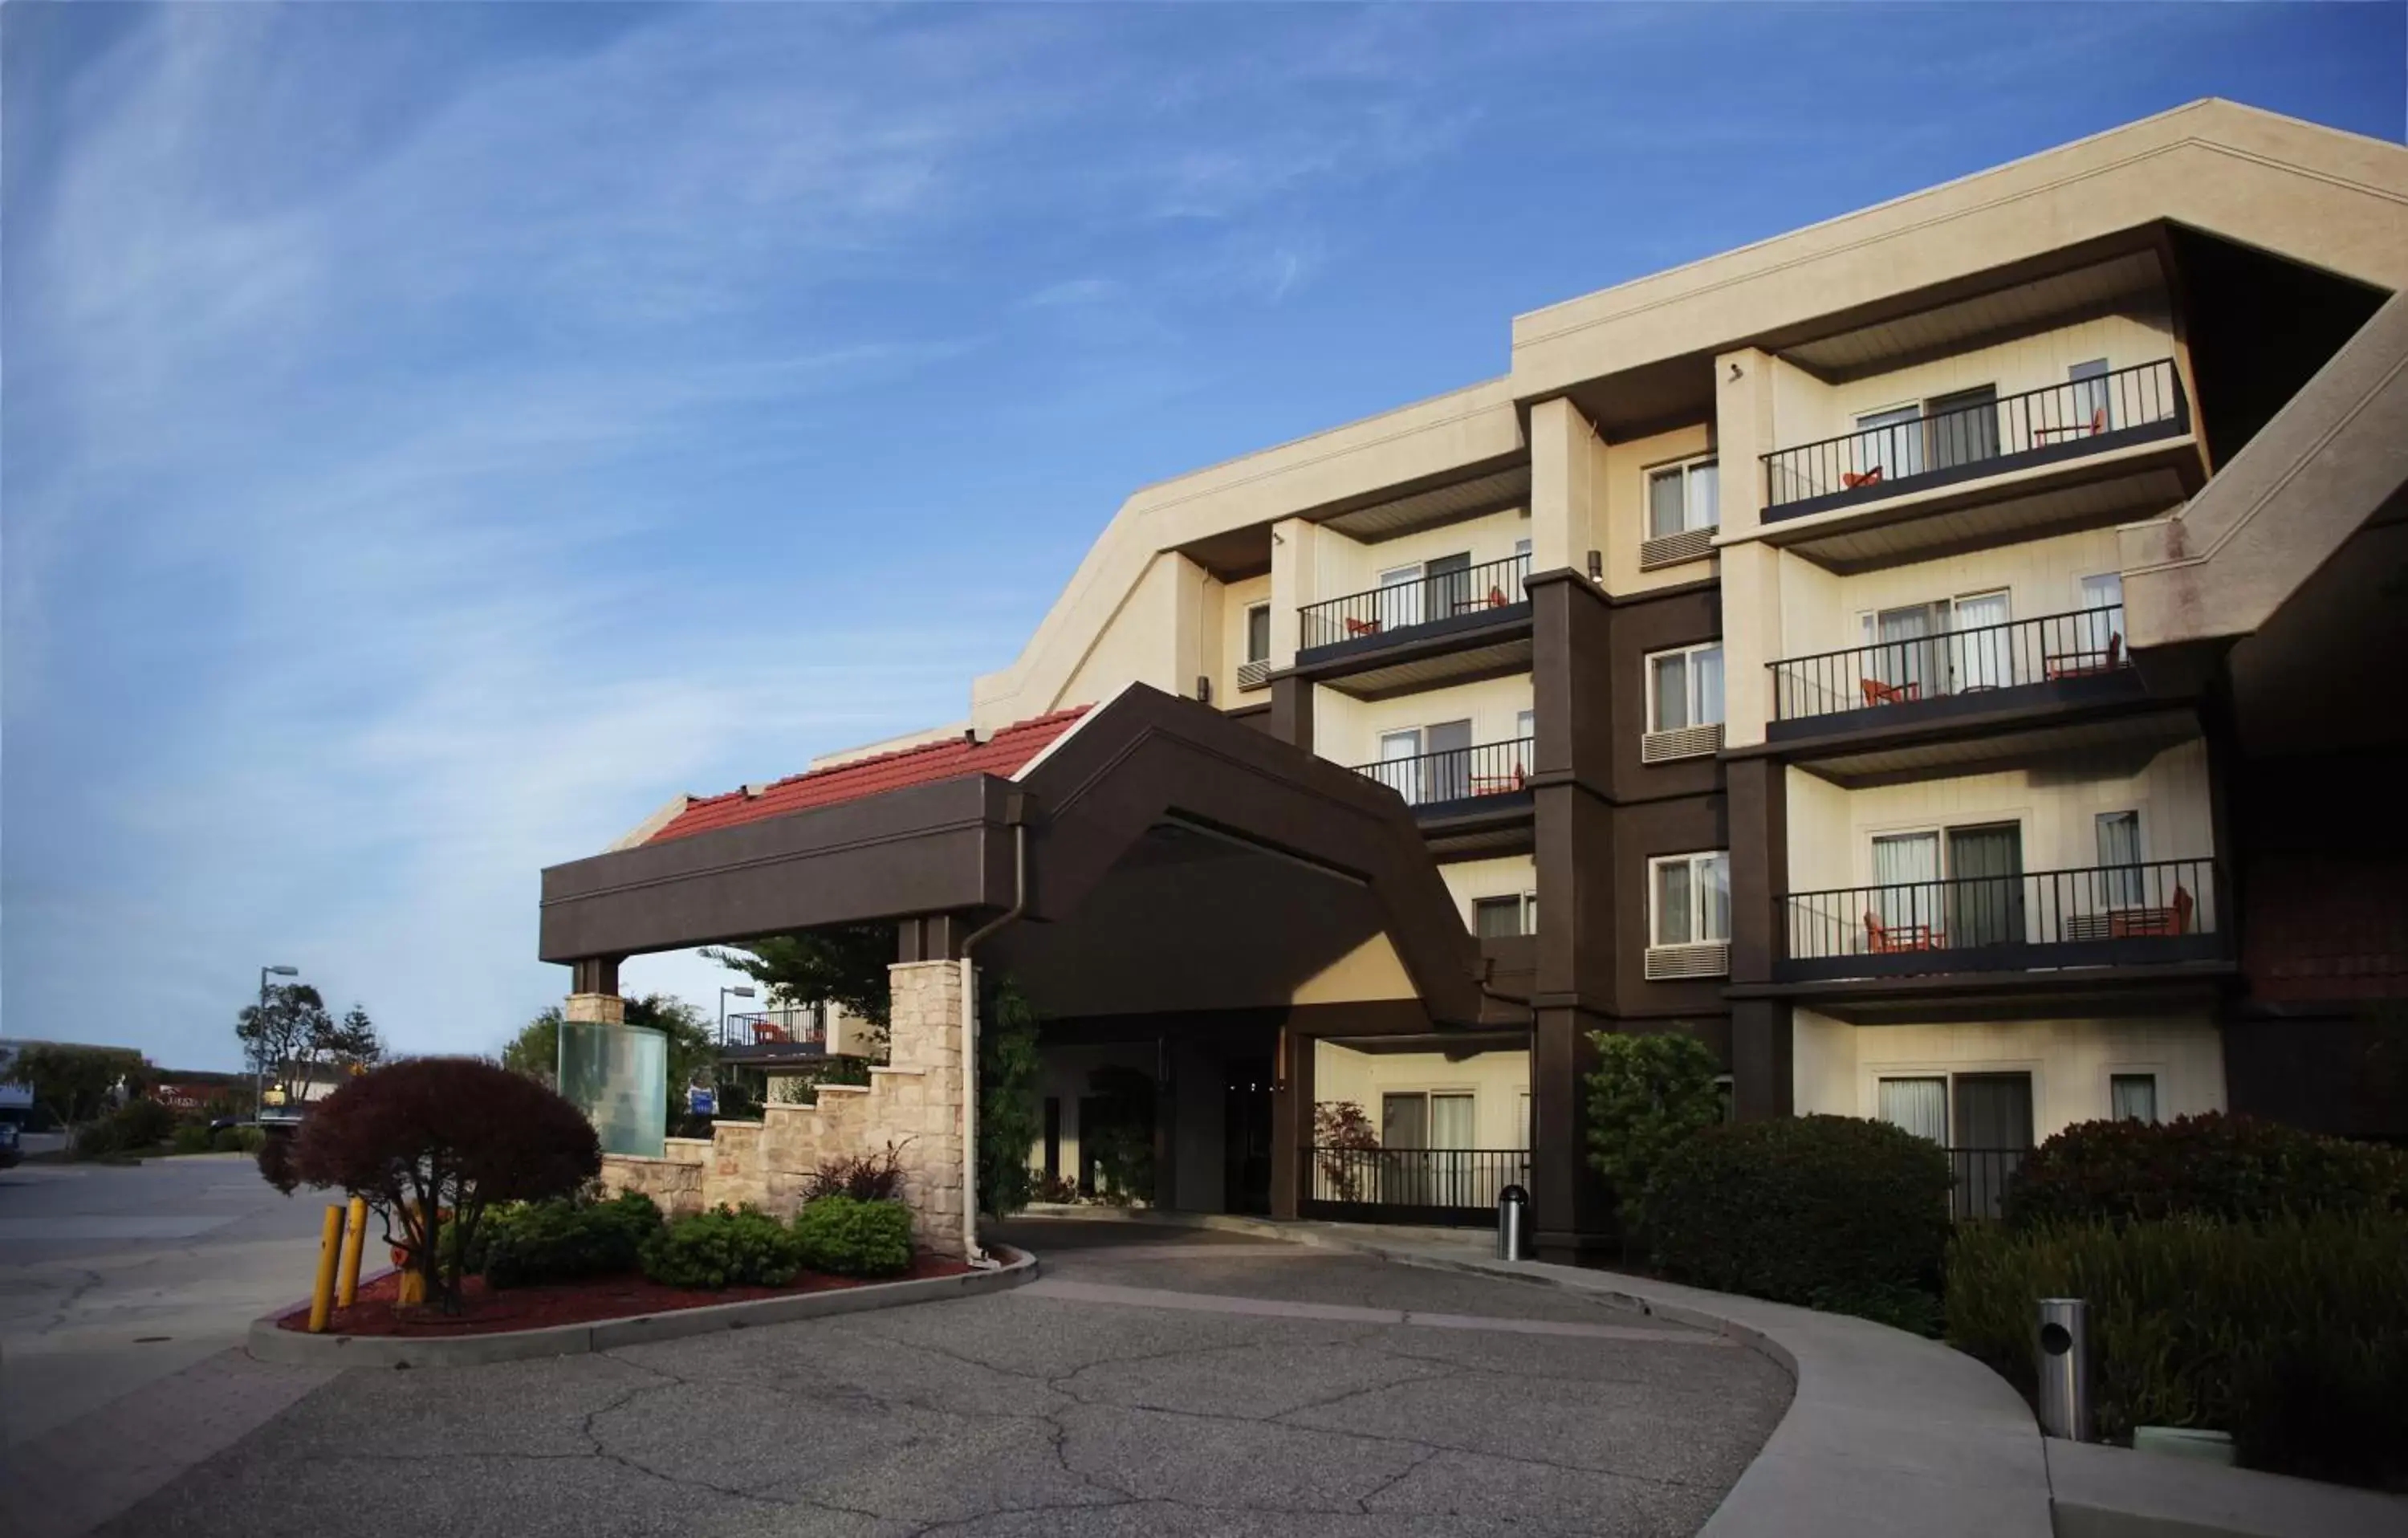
[246, 1247, 1036, 1369]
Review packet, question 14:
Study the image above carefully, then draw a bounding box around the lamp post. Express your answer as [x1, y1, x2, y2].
[255, 965, 299, 1120]
[719, 986, 757, 1048]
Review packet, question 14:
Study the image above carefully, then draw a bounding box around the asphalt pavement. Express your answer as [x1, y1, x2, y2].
[50, 1215, 1792, 1538]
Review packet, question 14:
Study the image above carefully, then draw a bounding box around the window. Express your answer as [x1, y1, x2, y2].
[1474, 893, 1536, 939]
[1245, 604, 1271, 663]
[1647, 642, 1725, 732]
[2097, 811, 2143, 907]
[1649, 852, 1731, 946]
[1380, 1092, 1474, 1151]
[1855, 405, 1925, 480]
[1925, 384, 2000, 470]
[2110, 1072, 2158, 1124]
[2069, 359, 2113, 433]
[1646, 458, 1719, 539]
[1877, 1077, 1948, 1142]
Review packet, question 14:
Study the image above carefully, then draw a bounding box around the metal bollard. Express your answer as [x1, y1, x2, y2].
[1495, 1184, 1529, 1260]
[2036, 1297, 2091, 1441]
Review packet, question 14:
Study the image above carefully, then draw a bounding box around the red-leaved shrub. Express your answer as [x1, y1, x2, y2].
[260, 1057, 599, 1311]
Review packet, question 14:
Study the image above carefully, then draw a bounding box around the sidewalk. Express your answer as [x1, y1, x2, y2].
[1047, 1209, 2407, 1538]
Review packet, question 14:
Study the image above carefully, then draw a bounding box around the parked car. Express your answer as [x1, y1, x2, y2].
[0, 1121, 22, 1168]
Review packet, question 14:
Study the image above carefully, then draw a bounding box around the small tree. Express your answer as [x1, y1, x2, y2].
[978, 977, 1043, 1219]
[501, 1007, 562, 1087]
[1584, 1030, 1724, 1227]
[327, 1004, 384, 1072]
[236, 983, 334, 1107]
[11, 1044, 152, 1126]
[1084, 1066, 1156, 1202]
[259, 1058, 599, 1312]
[1312, 1100, 1381, 1201]
[706, 925, 894, 1041]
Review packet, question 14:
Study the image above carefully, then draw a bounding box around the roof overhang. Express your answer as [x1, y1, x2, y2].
[539, 686, 1486, 1025]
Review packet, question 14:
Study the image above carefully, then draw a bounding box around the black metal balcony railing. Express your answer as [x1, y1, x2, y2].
[1770, 606, 2131, 722]
[1946, 1146, 2030, 1223]
[722, 1007, 826, 1054]
[1300, 553, 1531, 652]
[1783, 857, 2219, 970]
[1306, 1146, 1531, 1216]
[1350, 737, 1535, 808]
[1763, 360, 2185, 518]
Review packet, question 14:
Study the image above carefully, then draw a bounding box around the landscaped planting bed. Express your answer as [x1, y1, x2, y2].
[277, 1251, 979, 1337]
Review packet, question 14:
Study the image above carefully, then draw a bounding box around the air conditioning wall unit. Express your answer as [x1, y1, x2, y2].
[1644, 941, 1731, 981]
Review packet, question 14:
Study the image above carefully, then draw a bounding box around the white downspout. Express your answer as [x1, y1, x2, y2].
[957, 816, 1028, 1270]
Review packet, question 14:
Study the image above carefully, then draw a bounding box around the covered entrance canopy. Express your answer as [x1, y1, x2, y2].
[540, 686, 1523, 1217]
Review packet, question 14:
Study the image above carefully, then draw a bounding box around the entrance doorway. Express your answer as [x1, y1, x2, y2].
[1223, 1056, 1273, 1215]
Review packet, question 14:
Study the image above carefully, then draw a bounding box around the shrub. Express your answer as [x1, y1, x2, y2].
[213, 1125, 266, 1154]
[481, 1191, 665, 1289]
[1946, 1215, 2408, 1486]
[75, 1097, 179, 1159]
[1642, 1115, 1954, 1309]
[978, 978, 1043, 1219]
[171, 1121, 217, 1156]
[638, 1206, 800, 1289]
[259, 1057, 600, 1312]
[803, 1145, 905, 1204]
[2002, 1113, 2406, 1231]
[791, 1194, 914, 1277]
[1583, 1031, 1723, 1222]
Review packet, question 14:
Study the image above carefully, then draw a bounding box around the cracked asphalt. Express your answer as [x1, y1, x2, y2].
[92, 1219, 1792, 1538]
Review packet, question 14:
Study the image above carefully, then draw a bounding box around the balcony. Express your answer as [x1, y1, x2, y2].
[1767, 606, 2150, 758]
[1778, 857, 2224, 983]
[1763, 360, 2188, 523]
[1352, 737, 1533, 813]
[1296, 554, 1531, 699]
[720, 1007, 827, 1062]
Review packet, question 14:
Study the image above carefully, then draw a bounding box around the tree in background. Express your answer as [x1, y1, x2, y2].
[12, 1043, 152, 1126]
[1583, 1030, 1726, 1231]
[706, 925, 894, 1043]
[1084, 1065, 1157, 1202]
[502, 1007, 563, 1087]
[260, 1058, 599, 1313]
[977, 977, 1043, 1219]
[328, 1005, 384, 1072]
[234, 985, 380, 1107]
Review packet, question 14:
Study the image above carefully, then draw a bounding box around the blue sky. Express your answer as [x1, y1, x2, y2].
[5, 4, 2402, 1070]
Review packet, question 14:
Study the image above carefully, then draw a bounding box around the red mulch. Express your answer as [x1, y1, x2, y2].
[279, 1253, 978, 1337]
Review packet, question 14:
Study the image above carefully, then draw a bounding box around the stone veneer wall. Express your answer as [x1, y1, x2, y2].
[598, 960, 970, 1258]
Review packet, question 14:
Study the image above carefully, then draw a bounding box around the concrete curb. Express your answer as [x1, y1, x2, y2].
[1042, 1209, 2054, 1538]
[245, 1247, 1038, 1369]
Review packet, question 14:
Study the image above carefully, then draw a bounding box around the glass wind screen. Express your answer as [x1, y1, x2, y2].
[559, 1020, 667, 1158]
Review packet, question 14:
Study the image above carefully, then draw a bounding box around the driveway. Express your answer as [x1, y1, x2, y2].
[39, 1218, 1792, 1537]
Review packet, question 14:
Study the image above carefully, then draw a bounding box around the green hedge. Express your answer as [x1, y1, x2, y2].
[213, 1125, 266, 1154]
[638, 1206, 799, 1290]
[1946, 1215, 2408, 1487]
[481, 1192, 664, 1290]
[2002, 1113, 2406, 1231]
[791, 1194, 914, 1277]
[1642, 1115, 1953, 1320]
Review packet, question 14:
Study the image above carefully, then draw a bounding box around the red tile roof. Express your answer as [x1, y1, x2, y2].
[645, 707, 1090, 845]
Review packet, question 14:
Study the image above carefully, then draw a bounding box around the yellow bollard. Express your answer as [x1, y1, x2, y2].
[307, 1203, 344, 1333]
[336, 1195, 368, 1308]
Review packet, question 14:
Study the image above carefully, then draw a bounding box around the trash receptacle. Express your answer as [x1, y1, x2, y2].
[1495, 1184, 1529, 1260]
[2036, 1297, 2090, 1441]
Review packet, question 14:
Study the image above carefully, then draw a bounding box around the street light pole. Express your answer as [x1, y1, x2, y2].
[256, 964, 299, 1120]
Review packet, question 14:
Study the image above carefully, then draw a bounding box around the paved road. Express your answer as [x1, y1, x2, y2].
[0, 1152, 333, 1446]
[50, 1218, 1790, 1538]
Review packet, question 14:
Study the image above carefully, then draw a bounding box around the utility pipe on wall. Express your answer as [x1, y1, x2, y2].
[955, 812, 1029, 1269]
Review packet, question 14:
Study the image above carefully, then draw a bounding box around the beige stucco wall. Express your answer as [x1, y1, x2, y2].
[1303, 506, 1531, 608]
[1216, 571, 1274, 700]
[1437, 854, 1540, 933]
[1773, 526, 2133, 661]
[1784, 736, 2215, 897]
[1314, 1040, 1532, 1151]
[1315, 674, 1535, 775]
[1792, 1008, 2227, 1139]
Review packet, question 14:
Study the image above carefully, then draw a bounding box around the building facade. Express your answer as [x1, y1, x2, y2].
[544, 101, 2408, 1261]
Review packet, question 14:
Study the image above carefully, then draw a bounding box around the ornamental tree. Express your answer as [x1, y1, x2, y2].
[1583, 1029, 1725, 1226]
[259, 1057, 599, 1312]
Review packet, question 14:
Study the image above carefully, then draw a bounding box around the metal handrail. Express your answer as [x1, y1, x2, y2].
[1762, 360, 2183, 512]
[722, 1007, 826, 1052]
[1299, 553, 1531, 652]
[1306, 1145, 1531, 1209]
[1348, 737, 1535, 808]
[1783, 857, 2218, 962]
[1769, 606, 2130, 721]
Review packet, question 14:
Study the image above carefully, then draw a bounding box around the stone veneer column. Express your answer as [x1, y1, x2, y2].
[880, 960, 970, 1257]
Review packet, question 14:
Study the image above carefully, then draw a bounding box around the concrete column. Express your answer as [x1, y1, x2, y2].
[1725, 757, 1788, 985]
[883, 959, 969, 1256]
[1713, 347, 1776, 541]
[563, 991, 626, 1025]
[1528, 397, 1609, 580]
[1269, 1024, 1316, 1221]
[1267, 516, 1318, 672]
[1267, 673, 1315, 754]
[1731, 999, 1796, 1121]
[1531, 1004, 1613, 1262]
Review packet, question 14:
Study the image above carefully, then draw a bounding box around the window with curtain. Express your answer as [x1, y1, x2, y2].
[1647, 458, 1719, 539]
[1473, 896, 1525, 939]
[1855, 405, 1926, 480]
[1650, 852, 1730, 946]
[1245, 604, 1271, 663]
[2069, 358, 2113, 432]
[1871, 832, 1941, 932]
[2076, 572, 2125, 657]
[2097, 811, 2143, 907]
[1429, 1093, 1476, 1150]
[2110, 1073, 2158, 1123]
[1647, 642, 1725, 731]
[1877, 1077, 1948, 1143]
